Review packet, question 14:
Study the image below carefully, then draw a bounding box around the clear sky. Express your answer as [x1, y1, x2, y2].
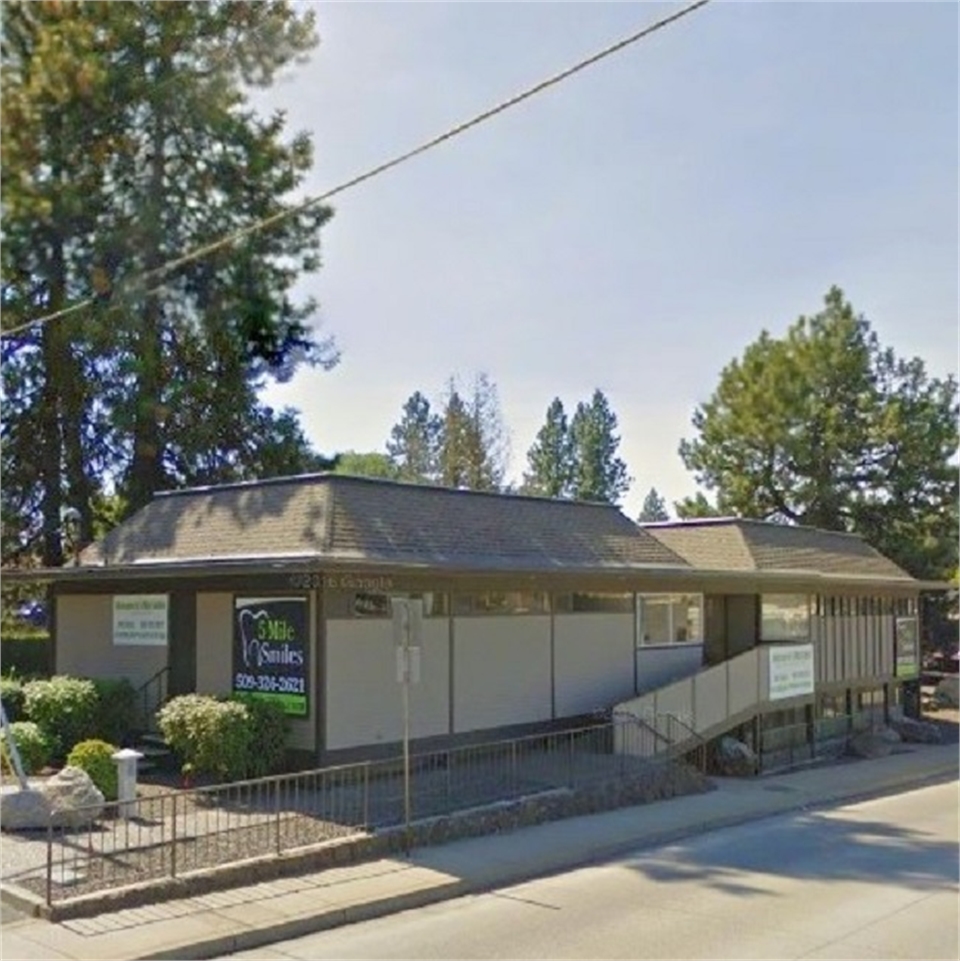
[255, 0, 958, 518]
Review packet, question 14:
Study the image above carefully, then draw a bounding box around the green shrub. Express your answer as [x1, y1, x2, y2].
[230, 695, 289, 778]
[1, 720, 51, 775]
[1, 675, 25, 722]
[23, 675, 98, 759]
[66, 739, 119, 801]
[0, 633, 52, 678]
[92, 678, 137, 745]
[158, 694, 289, 782]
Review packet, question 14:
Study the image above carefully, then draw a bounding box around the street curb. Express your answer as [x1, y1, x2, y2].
[134, 760, 959, 961]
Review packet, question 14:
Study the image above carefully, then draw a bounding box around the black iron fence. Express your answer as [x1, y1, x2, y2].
[19, 716, 681, 906]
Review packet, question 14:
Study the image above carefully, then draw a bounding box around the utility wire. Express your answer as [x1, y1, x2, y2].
[2, 0, 712, 339]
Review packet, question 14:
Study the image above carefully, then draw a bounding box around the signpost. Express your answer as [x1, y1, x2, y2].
[392, 597, 423, 851]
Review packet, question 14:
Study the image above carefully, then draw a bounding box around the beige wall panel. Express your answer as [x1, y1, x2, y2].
[326, 618, 448, 750]
[553, 614, 635, 717]
[56, 594, 166, 688]
[453, 616, 551, 733]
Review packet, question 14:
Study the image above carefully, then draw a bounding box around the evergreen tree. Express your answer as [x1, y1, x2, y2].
[638, 487, 669, 522]
[1, 1, 336, 566]
[386, 391, 441, 483]
[678, 286, 958, 580]
[524, 398, 573, 498]
[569, 389, 631, 505]
[435, 374, 507, 492]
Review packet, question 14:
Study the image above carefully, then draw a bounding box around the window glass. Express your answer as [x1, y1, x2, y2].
[638, 594, 702, 645]
[421, 592, 448, 617]
[760, 594, 810, 642]
[452, 591, 550, 616]
[556, 592, 634, 614]
[353, 592, 391, 617]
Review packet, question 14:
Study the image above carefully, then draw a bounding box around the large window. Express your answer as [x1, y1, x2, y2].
[326, 591, 448, 619]
[452, 591, 550, 616]
[554, 592, 634, 614]
[760, 594, 810, 642]
[637, 594, 702, 646]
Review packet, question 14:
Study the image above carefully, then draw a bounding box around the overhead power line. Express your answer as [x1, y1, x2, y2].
[2, 0, 712, 339]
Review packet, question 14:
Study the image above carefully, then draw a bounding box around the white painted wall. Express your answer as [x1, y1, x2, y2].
[553, 614, 635, 716]
[56, 594, 166, 687]
[635, 644, 703, 694]
[453, 616, 551, 733]
[325, 618, 449, 750]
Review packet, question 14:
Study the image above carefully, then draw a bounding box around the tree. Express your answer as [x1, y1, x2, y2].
[436, 375, 507, 492]
[674, 492, 724, 519]
[1, 1, 337, 566]
[638, 487, 669, 522]
[334, 451, 399, 480]
[524, 398, 573, 498]
[569, 389, 631, 505]
[386, 391, 441, 483]
[678, 286, 959, 580]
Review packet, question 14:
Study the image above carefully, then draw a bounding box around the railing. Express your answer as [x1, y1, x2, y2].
[134, 666, 169, 733]
[15, 718, 693, 906]
[613, 709, 707, 772]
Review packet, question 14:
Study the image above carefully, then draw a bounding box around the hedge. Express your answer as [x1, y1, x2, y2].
[0, 633, 52, 679]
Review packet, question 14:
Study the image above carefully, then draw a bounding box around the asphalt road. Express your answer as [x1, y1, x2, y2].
[222, 780, 959, 960]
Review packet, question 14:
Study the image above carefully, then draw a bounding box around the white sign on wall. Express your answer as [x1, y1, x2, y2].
[768, 643, 815, 701]
[113, 595, 169, 646]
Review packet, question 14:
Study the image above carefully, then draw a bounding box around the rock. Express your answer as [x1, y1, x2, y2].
[846, 731, 895, 760]
[713, 736, 758, 777]
[0, 767, 104, 832]
[934, 676, 960, 708]
[890, 717, 943, 744]
[45, 767, 104, 828]
[0, 787, 52, 832]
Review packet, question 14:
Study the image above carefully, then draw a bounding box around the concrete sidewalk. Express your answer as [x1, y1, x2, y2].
[1, 744, 956, 961]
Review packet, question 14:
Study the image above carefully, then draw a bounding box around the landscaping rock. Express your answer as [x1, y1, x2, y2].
[0, 787, 52, 832]
[0, 767, 104, 832]
[890, 717, 943, 744]
[935, 676, 960, 708]
[45, 767, 105, 828]
[846, 731, 895, 760]
[713, 737, 758, 777]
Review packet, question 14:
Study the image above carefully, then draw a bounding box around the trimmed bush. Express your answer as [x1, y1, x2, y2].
[158, 694, 290, 782]
[231, 695, 289, 778]
[23, 675, 98, 759]
[0, 675, 26, 722]
[66, 739, 119, 801]
[1, 720, 51, 775]
[92, 678, 137, 745]
[0, 633, 52, 678]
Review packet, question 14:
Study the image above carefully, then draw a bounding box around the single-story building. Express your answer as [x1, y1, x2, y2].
[9, 473, 934, 768]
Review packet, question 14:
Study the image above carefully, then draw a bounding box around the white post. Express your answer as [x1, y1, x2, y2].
[112, 748, 143, 818]
[392, 597, 423, 852]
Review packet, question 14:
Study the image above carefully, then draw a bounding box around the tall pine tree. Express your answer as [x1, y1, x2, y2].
[524, 397, 573, 498]
[569, 389, 631, 505]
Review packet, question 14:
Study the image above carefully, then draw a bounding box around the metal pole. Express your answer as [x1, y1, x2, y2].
[402, 609, 412, 853]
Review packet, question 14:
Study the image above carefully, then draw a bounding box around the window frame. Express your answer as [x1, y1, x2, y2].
[636, 593, 704, 647]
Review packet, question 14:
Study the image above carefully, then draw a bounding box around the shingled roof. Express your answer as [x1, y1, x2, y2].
[642, 518, 913, 582]
[80, 474, 688, 574]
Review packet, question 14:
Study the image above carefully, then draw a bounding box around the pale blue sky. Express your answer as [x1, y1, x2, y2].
[257, 0, 958, 517]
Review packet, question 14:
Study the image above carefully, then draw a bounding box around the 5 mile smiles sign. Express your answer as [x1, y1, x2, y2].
[233, 597, 309, 716]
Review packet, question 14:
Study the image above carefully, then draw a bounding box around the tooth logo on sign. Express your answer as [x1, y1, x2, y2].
[239, 608, 269, 668]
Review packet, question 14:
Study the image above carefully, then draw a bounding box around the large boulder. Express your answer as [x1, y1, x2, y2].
[0, 766, 104, 832]
[847, 731, 897, 760]
[934, 676, 960, 708]
[890, 717, 943, 745]
[713, 736, 758, 777]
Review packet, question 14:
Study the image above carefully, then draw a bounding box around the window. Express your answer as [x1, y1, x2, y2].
[326, 591, 448, 619]
[637, 594, 702, 645]
[894, 597, 918, 617]
[760, 594, 810, 642]
[554, 592, 634, 614]
[452, 591, 550, 616]
[817, 693, 845, 719]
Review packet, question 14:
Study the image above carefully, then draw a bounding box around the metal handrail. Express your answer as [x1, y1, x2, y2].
[134, 665, 170, 732]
